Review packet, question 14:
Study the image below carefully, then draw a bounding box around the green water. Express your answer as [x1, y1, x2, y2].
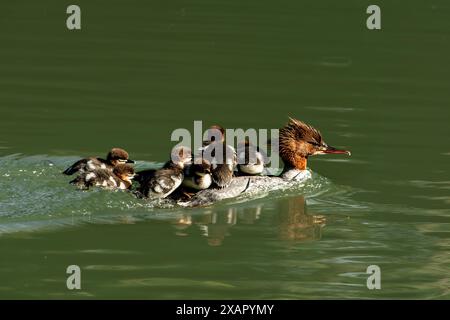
[0, 0, 449, 299]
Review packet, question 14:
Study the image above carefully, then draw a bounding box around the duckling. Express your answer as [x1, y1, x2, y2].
[182, 159, 212, 190]
[201, 125, 237, 188]
[70, 164, 135, 190]
[63, 148, 134, 175]
[236, 138, 265, 176]
[137, 146, 192, 199]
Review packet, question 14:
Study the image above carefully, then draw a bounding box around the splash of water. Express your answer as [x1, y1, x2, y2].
[0, 154, 353, 234]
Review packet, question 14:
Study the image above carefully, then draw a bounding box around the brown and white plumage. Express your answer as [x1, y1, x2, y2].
[70, 164, 135, 190]
[236, 139, 265, 176]
[203, 141, 236, 188]
[63, 148, 135, 175]
[182, 159, 212, 190]
[137, 146, 192, 199]
[200, 125, 237, 188]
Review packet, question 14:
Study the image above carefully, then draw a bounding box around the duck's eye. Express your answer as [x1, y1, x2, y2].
[307, 141, 320, 146]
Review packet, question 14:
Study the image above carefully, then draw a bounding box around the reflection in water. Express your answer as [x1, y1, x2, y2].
[277, 196, 326, 241]
[173, 215, 192, 237]
[171, 195, 326, 246]
[200, 208, 237, 247]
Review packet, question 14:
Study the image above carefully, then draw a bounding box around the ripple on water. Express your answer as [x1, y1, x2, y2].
[316, 57, 353, 68]
[0, 154, 366, 235]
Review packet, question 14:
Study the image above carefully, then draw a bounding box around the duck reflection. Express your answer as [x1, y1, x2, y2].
[238, 206, 262, 225]
[170, 195, 326, 246]
[197, 208, 238, 246]
[277, 196, 326, 241]
[172, 214, 192, 237]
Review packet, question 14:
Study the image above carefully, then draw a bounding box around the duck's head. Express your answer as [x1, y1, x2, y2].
[113, 164, 136, 182]
[170, 146, 193, 169]
[107, 148, 135, 166]
[279, 118, 351, 170]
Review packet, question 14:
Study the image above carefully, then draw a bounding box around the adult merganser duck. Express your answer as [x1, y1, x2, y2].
[63, 148, 135, 175]
[136, 146, 192, 199]
[70, 163, 135, 190]
[201, 125, 237, 188]
[180, 118, 350, 207]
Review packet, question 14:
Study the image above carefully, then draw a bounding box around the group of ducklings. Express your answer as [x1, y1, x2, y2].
[63, 125, 265, 200]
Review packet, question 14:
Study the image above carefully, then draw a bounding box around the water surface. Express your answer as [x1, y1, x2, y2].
[0, 0, 449, 299]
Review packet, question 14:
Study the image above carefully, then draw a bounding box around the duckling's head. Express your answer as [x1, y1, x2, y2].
[204, 125, 225, 144]
[236, 137, 253, 149]
[107, 148, 135, 166]
[236, 137, 261, 164]
[170, 146, 193, 169]
[279, 118, 350, 170]
[113, 164, 136, 182]
[193, 159, 211, 176]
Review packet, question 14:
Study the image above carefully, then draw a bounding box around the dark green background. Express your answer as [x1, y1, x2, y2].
[0, 1, 449, 299]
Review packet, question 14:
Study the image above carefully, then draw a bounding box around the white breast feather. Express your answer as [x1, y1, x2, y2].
[158, 178, 170, 189]
[199, 174, 212, 189]
[85, 172, 96, 181]
[87, 160, 96, 170]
